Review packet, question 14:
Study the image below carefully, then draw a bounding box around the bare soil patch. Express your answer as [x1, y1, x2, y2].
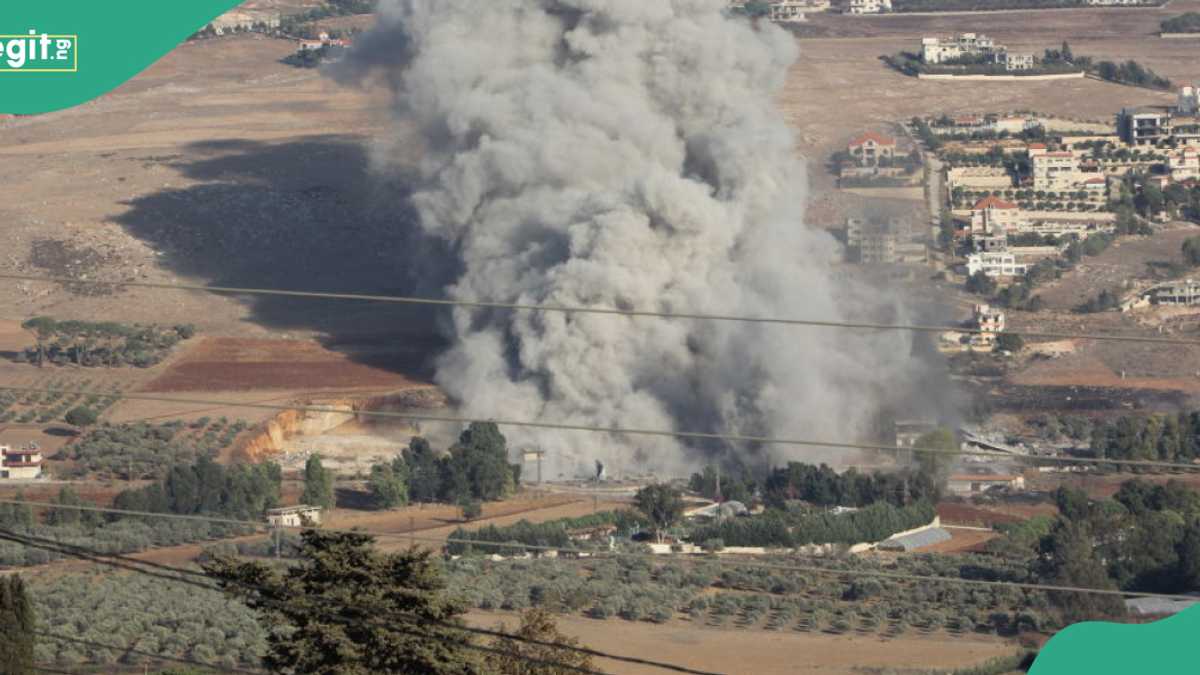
[923, 527, 999, 553]
[466, 609, 1017, 675]
[141, 337, 430, 393]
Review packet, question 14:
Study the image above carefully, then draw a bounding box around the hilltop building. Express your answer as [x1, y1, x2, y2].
[921, 33, 997, 64]
[846, 0, 892, 14]
[1117, 86, 1200, 147]
[919, 33, 1035, 72]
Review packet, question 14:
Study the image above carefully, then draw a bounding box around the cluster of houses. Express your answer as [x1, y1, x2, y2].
[298, 31, 353, 52]
[920, 32, 1035, 72]
[727, 0, 891, 23]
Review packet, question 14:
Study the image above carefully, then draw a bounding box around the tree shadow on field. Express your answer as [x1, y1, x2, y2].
[113, 135, 458, 379]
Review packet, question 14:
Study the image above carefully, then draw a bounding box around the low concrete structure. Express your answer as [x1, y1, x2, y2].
[266, 505, 323, 528]
[947, 474, 1026, 495]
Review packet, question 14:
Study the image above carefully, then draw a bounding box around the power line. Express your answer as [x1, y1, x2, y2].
[0, 528, 716, 675]
[2, 272, 1196, 345]
[4, 385, 1199, 471]
[0, 529, 616, 675]
[3, 499, 1193, 603]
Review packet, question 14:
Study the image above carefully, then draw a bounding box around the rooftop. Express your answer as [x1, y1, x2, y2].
[878, 527, 951, 552]
[973, 196, 1018, 210]
[948, 474, 1023, 482]
[848, 131, 896, 147]
[267, 505, 322, 515]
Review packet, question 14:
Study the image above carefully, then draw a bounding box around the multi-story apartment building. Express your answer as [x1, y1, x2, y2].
[1169, 147, 1200, 182]
[966, 252, 1028, 278]
[1118, 107, 1173, 146]
[1029, 147, 1083, 192]
[970, 196, 1023, 235]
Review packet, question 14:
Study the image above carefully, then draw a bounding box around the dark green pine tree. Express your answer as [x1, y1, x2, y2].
[204, 531, 481, 674]
[0, 574, 36, 675]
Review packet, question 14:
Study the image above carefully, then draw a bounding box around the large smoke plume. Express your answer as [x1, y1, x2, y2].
[340, 0, 927, 477]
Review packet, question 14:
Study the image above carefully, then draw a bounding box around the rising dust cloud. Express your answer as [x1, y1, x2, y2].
[339, 0, 930, 478]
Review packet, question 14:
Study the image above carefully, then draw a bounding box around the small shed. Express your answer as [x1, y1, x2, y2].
[266, 505, 322, 528]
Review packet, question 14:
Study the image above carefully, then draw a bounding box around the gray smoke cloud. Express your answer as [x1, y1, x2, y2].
[340, 0, 925, 478]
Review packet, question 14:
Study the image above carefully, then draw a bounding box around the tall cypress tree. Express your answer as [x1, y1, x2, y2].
[301, 454, 335, 510]
[0, 575, 36, 675]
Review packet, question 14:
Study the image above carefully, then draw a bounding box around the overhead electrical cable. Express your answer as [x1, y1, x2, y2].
[1, 272, 1196, 345]
[3, 385, 1198, 471]
[1, 502, 1193, 602]
[0, 528, 718, 675]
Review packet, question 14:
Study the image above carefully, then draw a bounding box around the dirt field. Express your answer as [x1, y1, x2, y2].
[937, 501, 1056, 527]
[141, 336, 431, 392]
[923, 527, 999, 553]
[467, 609, 1018, 675]
[1031, 470, 1200, 498]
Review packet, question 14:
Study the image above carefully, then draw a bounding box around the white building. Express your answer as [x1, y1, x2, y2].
[266, 505, 323, 528]
[947, 474, 1025, 495]
[997, 52, 1035, 71]
[921, 33, 997, 64]
[846, 0, 891, 14]
[967, 252, 1028, 278]
[769, 1, 809, 22]
[0, 442, 43, 480]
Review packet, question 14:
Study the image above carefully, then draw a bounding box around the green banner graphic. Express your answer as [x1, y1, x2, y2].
[0, 1, 241, 114]
[1030, 603, 1199, 673]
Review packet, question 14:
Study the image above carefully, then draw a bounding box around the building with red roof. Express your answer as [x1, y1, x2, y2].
[847, 131, 897, 166]
[970, 195, 1022, 235]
